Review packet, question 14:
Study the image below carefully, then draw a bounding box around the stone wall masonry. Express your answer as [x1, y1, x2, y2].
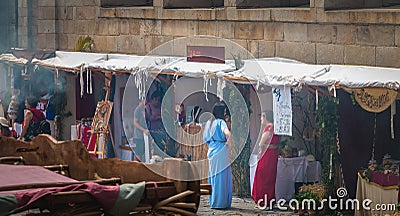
[62, 20, 75, 34]
[217, 21, 234, 39]
[234, 22, 264, 40]
[344, 45, 376, 66]
[140, 20, 162, 36]
[264, 22, 284, 41]
[283, 23, 308, 42]
[37, 20, 55, 34]
[58, 33, 68, 50]
[307, 24, 337, 43]
[258, 41, 276, 57]
[92, 35, 107, 52]
[395, 27, 400, 46]
[161, 20, 198, 36]
[271, 8, 316, 22]
[117, 35, 145, 54]
[119, 19, 130, 35]
[349, 11, 397, 24]
[76, 20, 96, 35]
[23, 0, 400, 68]
[198, 21, 218, 36]
[356, 25, 395, 46]
[144, 35, 174, 54]
[38, 0, 56, 8]
[376, 47, 400, 68]
[76, 6, 97, 20]
[316, 44, 345, 64]
[67, 34, 78, 51]
[336, 25, 356, 45]
[128, 19, 141, 35]
[317, 9, 350, 23]
[276, 41, 316, 63]
[248, 40, 259, 58]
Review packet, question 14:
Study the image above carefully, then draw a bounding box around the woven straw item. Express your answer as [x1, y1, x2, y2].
[299, 183, 327, 200]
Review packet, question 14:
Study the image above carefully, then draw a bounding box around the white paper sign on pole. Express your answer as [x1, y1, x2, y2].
[272, 87, 292, 136]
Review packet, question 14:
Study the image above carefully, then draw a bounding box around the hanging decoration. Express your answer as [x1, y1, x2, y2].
[391, 102, 396, 139]
[134, 68, 149, 100]
[89, 69, 93, 94]
[315, 89, 319, 110]
[217, 77, 226, 101]
[85, 68, 93, 95]
[328, 84, 336, 98]
[202, 70, 210, 102]
[80, 64, 84, 98]
[86, 68, 89, 94]
[353, 88, 397, 113]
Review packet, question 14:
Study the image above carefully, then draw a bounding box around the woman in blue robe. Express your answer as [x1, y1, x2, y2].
[203, 102, 232, 209]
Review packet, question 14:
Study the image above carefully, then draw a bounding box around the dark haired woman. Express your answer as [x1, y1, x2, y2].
[203, 102, 232, 209]
[252, 111, 281, 206]
[19, 96, 46, 141]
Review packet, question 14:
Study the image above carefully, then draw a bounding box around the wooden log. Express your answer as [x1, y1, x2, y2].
[158, 206, 196, 216]
[144, 186, 177, 200]
[154, 190, 195, 209]
[49, 191, 97, 204]
[200, 189, 211, 195]
[167, 202, 197, 210]
[43, 164, 70, 177]
[200, 184, 212, 195]
[0, 156, 25, 165]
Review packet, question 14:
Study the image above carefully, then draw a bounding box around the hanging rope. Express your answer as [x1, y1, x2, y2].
[371, 113, 377, 161]
[89, 69, 93, 94]
[336, 130, 348, 194]
[390, 102, 396, 139]
[315, 89, 319, 111]
[86, 68, 89, 94]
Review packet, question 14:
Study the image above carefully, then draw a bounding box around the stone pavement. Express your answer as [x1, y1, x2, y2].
[197, 196, 300, 216]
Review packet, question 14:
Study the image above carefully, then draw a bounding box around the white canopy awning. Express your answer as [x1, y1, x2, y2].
[2, 51, 400, 90]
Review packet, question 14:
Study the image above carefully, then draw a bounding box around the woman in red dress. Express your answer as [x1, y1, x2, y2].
[252, 111, 281, 206]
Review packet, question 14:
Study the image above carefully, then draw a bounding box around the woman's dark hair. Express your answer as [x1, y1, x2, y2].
[26, 96, 38, 108]
[149, 91, 161, 101]
[211, 102, 226, 120]
[1, 125, 11, 137]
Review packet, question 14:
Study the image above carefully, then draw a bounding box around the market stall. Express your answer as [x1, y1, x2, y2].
[1, 47, 400, 206]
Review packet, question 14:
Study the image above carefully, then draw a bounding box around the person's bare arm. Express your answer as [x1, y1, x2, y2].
[134, 117, 149, 135]
[19, 111, 32, 140]
[223, 127, 231, 145]
[258, 124, 273, 147]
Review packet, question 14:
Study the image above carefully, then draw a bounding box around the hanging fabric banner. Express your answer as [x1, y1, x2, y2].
[272, 86, 292, 136]
[354, 88, 397, 113]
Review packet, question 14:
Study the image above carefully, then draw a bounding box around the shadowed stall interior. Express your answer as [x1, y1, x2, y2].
[338, 89, 400, 198]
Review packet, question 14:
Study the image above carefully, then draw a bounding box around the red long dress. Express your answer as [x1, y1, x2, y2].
[252, 125, 280, 205]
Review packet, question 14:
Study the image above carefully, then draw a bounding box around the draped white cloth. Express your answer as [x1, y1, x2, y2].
[2, 51, 395, 90]
[250, 156, 322, 201]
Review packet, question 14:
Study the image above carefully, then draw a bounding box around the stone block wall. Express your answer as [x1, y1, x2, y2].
[20, 0, 400, 67]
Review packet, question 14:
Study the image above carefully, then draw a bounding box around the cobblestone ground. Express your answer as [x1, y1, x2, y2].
[197, 196, 300, 216]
